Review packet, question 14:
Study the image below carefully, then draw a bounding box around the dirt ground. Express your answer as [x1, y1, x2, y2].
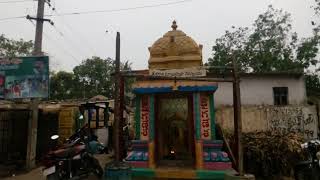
[3, 154, 113, 180]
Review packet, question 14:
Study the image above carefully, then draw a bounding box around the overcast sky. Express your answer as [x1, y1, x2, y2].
[0, 0, 316, 71]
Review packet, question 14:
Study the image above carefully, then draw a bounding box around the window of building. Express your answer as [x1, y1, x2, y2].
[273, 87, 288, 105]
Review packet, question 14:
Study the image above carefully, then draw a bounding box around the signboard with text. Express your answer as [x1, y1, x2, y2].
[200, 94, 211, 140]
[140, 95, 150, 140]
[149, 67, 206, 78]
[0, 56, 49, 99]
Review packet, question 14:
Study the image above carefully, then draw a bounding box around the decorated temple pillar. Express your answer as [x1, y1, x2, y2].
[148, 94, 156, 168]
[129, 94, 156, 168]
[193, 92, 203, 169]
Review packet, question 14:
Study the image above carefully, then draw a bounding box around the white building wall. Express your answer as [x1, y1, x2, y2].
[215, 105, 318, 139]
[214, 76, 306, 107]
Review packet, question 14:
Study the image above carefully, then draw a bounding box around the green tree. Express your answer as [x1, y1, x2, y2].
[209, 27, 250, 72]
[73, 56, 132, 99]
[314, 0, 320, 15]
[208, 5, 319, 73]
[0, 34, 33, 57]
[306, 73, 320, 97]
[305, 0, 320, 98]
[50, 71, 76, 100]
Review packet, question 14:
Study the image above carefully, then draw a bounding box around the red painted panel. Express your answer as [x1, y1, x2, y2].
[204, 162, 232, 170]
[200, 94, 211, 140]
[140, 95, 150, 140]
[128, 161, 149, 168]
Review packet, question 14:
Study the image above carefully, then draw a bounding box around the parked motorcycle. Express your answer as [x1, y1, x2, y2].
[294, 139, 320, 180]
[42, 124, 104, 180]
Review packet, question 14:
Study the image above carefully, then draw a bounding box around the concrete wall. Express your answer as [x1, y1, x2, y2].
[214, 76, 306, 106]
[216, 105, 318, 139]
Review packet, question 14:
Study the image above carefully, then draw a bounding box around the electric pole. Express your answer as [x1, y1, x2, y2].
[26, 0, 53, 55]
[26, 0, 51, 170]
[33, 0, 45, 55]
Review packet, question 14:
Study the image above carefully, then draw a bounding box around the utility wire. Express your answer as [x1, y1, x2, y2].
[47, 6, 97, 57]
[0, 0, 35, 4]
[49, 22, 95, 59]
[0, 16, 26, 21]
[28, 19, 81, 64]
[51, 9, 98, 55]
[0, 0, 192, 21]
[45, 0, 192, 17]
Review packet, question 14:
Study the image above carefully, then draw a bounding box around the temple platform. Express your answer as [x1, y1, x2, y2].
[132, 167, 235, 179]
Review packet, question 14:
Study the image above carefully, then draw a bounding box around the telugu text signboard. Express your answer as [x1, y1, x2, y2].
[140, 95, 150, 140]
[0, 56, 49, 99]
[149, 67, 206, 78]
[200, 94, 211, 140]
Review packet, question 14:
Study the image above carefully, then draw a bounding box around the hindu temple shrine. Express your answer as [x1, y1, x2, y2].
[125, 21, 233, 179]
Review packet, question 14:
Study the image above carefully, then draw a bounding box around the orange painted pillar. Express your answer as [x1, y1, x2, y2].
[148, 94, 156, 169]
[148, 141, 156, 168]
[195, 140, 203, 169]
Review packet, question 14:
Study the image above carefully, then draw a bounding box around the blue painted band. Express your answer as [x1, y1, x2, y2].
[133, 87, 172, 94]
[178, 86, 218, 92]
[133, 86, 218, 94]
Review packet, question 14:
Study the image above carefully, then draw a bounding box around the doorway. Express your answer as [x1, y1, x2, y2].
[155, 94, 195, 167]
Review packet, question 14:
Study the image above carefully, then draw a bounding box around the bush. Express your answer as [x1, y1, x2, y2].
[226, 131, 306, 179]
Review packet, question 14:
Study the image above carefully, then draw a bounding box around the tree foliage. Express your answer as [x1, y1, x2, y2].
[314, 0, 320, 15]
[50, 56, 132, 100]
[306, 73, 320, 97]
[0, 34, 33, 57]
[208, 5, 319, 73]
[50, 71, 76, 100]
[73, 56, 115, 98]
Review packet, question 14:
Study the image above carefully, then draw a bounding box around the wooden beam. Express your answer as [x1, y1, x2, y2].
[232, 56, 243, 176]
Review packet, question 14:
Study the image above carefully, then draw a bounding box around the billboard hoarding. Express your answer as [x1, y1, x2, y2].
[0, 56, 49, 99]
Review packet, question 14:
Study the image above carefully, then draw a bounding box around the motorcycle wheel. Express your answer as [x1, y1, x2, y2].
[46, 172, 59, 180]
[294, 166, 317, 180]
[295, 169, 306, 180]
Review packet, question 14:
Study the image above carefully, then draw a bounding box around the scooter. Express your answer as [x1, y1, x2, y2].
[42, 124, 104, 180]
[294, 139, 320, 180]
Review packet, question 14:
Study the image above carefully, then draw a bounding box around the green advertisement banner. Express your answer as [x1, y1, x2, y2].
[0, 56, 49, 99]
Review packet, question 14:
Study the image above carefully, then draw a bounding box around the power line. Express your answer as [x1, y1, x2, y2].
[28, 19, 81, 64]
[0, 0, 35, 4]
[49, 22, 95, 59]
[0, 16, 26, 21]
[0, 0, 192, 21]
[45, 0, 192, 17]
[51, 9, 98, 55]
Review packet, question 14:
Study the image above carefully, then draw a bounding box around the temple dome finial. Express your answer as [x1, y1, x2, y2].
[148, 21, 203, 69]
[171, 20, 177, 30]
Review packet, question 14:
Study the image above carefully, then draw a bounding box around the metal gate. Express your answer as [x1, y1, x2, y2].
[0, 111, 10, 162]
[0, 110, 29, 163]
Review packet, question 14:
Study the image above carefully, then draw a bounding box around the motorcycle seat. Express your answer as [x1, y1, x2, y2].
[62, 138, 82, 148]
[53, 146, 84, 158]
